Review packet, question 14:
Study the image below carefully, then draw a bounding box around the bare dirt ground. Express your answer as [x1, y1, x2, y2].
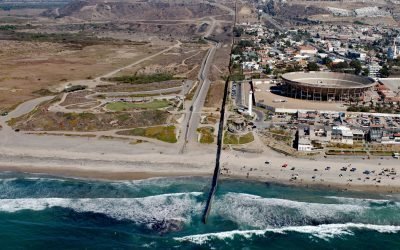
[290, 0, 389, 9]
[270, 0, 400, 27]
[113, 42, 209, 80]
[0, 8, 45, 19]
[0, 40, 168, 112]
[309, 15, 398, 26]
[237, 3, 259, 24]
[204, 44, 231, 108]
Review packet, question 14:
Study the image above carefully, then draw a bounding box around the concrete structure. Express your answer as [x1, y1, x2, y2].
[298, 138, 313, 151]
[248, 90, 253, 116]
[297, 128, 313, 151]
[281, 72, 376, 102]
[332, 126, 354, 145]
[309, 125, 332, 143]
[298, 45, 318, 55]
[369, 63, 382, 78]
[388, 39, 399, 60]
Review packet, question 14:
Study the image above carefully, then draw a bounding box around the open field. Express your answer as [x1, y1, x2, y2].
[308, 15, 398, 26]
[9, 98, 170, 131]
[113, 43, 209, 80]
[0, 40, 169, 112]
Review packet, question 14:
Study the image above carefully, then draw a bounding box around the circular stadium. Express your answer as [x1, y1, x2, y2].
[281, 72, 376, 102]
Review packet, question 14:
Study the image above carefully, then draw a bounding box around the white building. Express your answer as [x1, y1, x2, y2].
[368, 62, 382, 78]
[298, 45, 318, 55]
[298, 138, 313, 151]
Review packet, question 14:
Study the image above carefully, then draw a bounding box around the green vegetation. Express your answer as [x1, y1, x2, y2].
[32, 88, 55, 96]
[307, 62, 320, 71]
[0, 31, 132, 48]
[268, 128, 293, 146]
[347, 106, 372, 112]
[350, 60, 362, 75]
[197, 126, 215, 144]
[63, 112, 96, 120]
[353, 20, 366, 25]
[233, 26, 244, 37]
[230, 73, 245, 81]
[326, 150, 368, 156]
[63, 85, 87, 93]
[0, 25, 16, 31]
[106, 100, 170, 111]
[264, 65, 272, 74]
[380, 65, 390, 78]
[119, 126, 177, 143]
[223, 132, 254, 145]
[105, 73, 174, 84]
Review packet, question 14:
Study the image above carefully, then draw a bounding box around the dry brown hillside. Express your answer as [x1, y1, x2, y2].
[43, 0, 230, 21]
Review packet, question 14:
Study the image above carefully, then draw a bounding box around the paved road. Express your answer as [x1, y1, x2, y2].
[180, 44, 217, 151]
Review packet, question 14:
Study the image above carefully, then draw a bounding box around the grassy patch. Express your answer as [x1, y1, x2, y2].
[223, 132, 254, 145]
[118, 126, 177, 143]
[326, 150, 368, 156]
[197, 126, 215, 144]
[106, 100, 170, 111]
[105, 73, 174, 84]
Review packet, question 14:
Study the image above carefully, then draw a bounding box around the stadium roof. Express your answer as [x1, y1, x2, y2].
[282, 72, 375, 89]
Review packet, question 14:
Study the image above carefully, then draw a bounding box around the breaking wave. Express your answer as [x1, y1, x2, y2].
[0, 192, 204, 229]
[325, 196, 400, 207]
[213, 193, 367, 228]
[175, 223, 400, 244]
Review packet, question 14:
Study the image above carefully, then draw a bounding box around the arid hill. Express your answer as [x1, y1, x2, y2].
[263, 0, 329, 18]
[43, 0, 230, 21]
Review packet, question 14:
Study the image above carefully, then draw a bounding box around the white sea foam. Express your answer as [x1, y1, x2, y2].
[213, 193, 366, 228]
[110, 177, 206, 191]
[175, 223, 400, 244]
[325, 196, 400, 206]
[0, 192, 204, 226]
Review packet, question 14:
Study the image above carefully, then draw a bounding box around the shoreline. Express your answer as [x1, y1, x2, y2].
[1, 163, 399, 194]
[0, 165, 210, 181]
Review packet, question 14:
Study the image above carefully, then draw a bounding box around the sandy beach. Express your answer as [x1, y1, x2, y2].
[0, 135, 399, 193]
[1, 97, 399, 193]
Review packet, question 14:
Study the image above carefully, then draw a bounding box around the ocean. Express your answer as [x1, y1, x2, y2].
[0, 172, 399, 249]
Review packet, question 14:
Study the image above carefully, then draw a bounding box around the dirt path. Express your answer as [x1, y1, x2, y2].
[97, 40, 182, 80]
